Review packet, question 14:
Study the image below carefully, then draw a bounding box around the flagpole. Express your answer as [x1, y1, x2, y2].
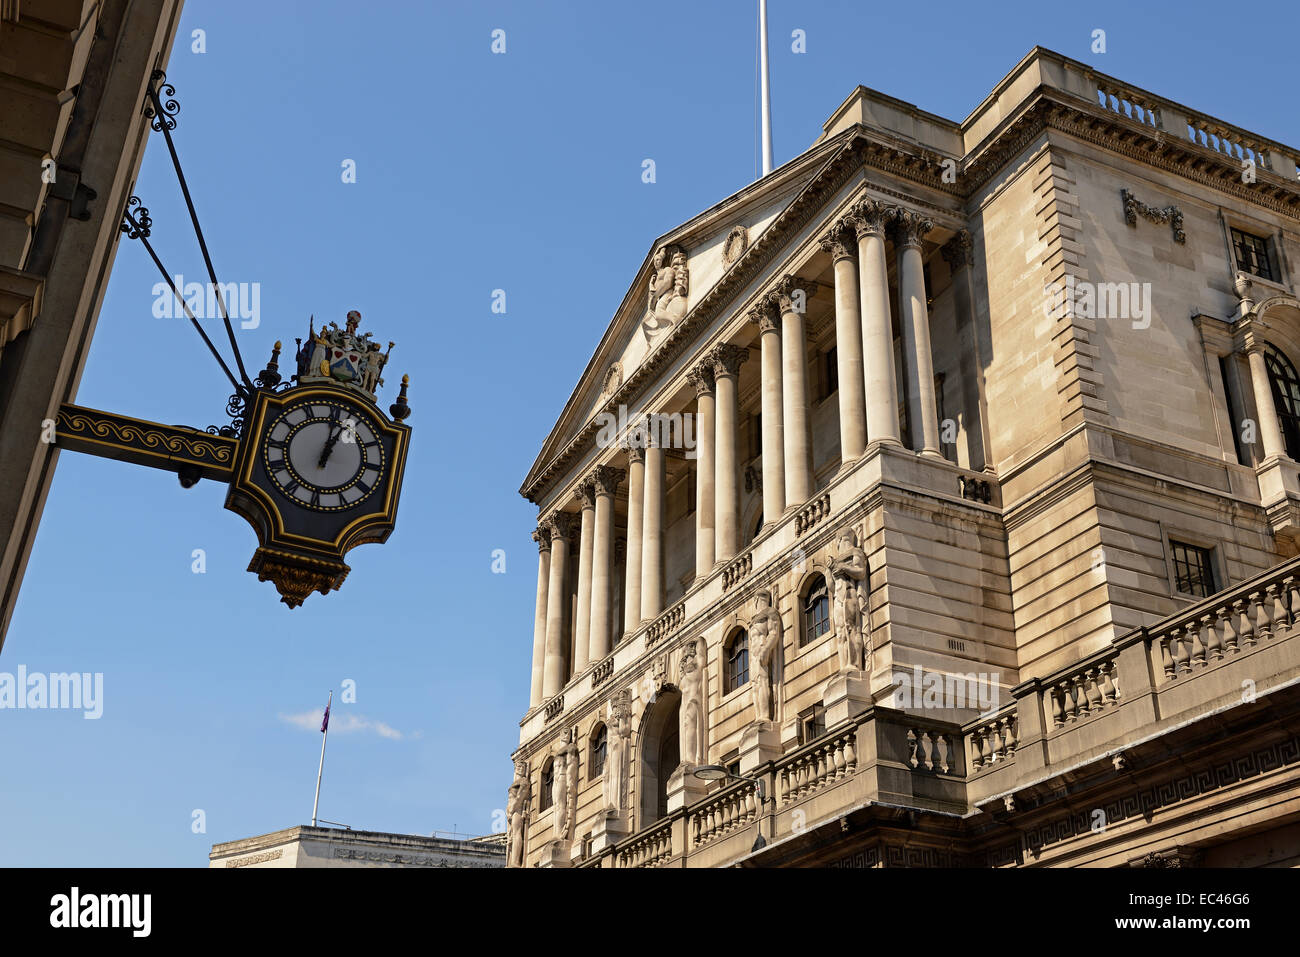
[311, 690, 332, 827]
[758, 0, 773, 176]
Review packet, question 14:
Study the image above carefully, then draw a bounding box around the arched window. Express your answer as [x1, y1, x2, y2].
[539, 760, 554, 811]
[801, 575, 830, 646]
[724, 630, 749, 693]
[589, 724, 607, 781]
[1265, 344, 1300, 460]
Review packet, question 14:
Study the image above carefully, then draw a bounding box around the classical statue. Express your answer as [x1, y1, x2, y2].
[506, 760, 529, 867]
[550, 739, 569, 840]
[360, 340, 393, 393]
[678, 639, 707, 767]
[642, 244, 689, 344]
[603, 690, 632, 815]
[827, 526, 869, 672]
[563, 735, 579, 841]
[749, 589, 783, 725]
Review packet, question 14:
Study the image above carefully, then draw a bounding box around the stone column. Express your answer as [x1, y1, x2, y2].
[850, 200, 902, 445]
[777, 275, 815, 506]
[821, 221, 867, 462]
[588, 465, 623, 662]
[941, 230, 991, 470]
[712, 344, 749, 562]
[747, 296, 785, 525]
[623, 443, 645, 637]
[571, 480, 596, 674]
[529, 526, 551, 708]
[688, 363, 716, 576]
[1244, 332, 1286, 459]
[641, 430, 665, 622]
[894, 208, 941, 457]
[542, 512, 576, 698]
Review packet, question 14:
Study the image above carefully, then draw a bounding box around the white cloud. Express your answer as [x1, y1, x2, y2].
[278, 710, 405, 740]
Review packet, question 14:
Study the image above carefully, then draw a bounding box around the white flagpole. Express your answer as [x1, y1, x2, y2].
[758, 0, 773, 176]
[311, 690, 332, 827]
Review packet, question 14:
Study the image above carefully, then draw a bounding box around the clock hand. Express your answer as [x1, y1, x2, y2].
[317, 422, 343, 469]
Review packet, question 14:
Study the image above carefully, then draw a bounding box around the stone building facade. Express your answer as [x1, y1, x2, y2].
[0, 0, 185, 644]
[209, 826, 505, 868]
[510, 47, 1300, 868]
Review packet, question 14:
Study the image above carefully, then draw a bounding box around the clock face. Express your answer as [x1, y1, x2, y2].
[262, 399, 386, 511]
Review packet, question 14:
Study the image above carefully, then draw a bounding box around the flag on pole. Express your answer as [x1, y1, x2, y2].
[320, 700, 330, 733]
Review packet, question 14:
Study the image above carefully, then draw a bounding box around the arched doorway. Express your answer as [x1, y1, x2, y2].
[637, 687, 680, 828]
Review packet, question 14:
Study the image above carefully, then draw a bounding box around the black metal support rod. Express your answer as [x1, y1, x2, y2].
[145, 77, 254, 390]
[126, 207, 245, 396]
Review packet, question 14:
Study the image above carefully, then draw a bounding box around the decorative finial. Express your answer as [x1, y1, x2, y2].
[390, 374, 411, 422]
[257, 339, 282, 389]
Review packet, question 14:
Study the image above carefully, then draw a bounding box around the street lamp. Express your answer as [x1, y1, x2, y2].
[693, 765, 768, 852]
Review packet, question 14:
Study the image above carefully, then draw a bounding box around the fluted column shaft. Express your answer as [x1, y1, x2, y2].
[852, 201, 901, 445]
[529, 527, 551, 708]
[588, 466, 621, 661]
[1246, 338, 1286, 459]
[623, 446, 645, 636]
[749, 300, 785, 524]
[712, 345, 749, 562]
[571, 481, 595, 674]
[542, 513, 574, 698]
[823, 224, 867, 461]
[640, 438, 665, 621]
[689, 365, 716, 576]
[778, 276, 815, 505]
[895, 210, 941, 456]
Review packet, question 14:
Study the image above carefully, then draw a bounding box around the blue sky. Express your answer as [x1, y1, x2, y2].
[2, 0, 1296, 865]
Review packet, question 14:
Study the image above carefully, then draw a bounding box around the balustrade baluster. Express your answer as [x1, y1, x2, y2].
[1204, 613, 1223, 662]
[1237, 599, 1256, 649]
[1085, 668, 1102, 711]
[1220, 606, 1238, 655]
[1271, 584, 1288, 638]
[1252, 590, 1271, 643]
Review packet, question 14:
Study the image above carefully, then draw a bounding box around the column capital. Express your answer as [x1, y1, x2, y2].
[746, 296, 781, 334]
[819, 220, 857, 262]
[774, 274, 818, 315]
[940, 230, 974, 270]
[687, 362, 716, 396]
[711, 343, 750, 379]
[847, 199, 893, 239]
[627, 442, 647, 465]
[574, 478, 597, 510]
[533, 525, 552, 553]
[891, 208, 934, 249]
[591, 464, 625, 496]
[545, 511, 579, 542]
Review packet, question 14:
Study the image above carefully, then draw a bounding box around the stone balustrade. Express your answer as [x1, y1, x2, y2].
[690, 780, 759, 850]
[1096, 81, 1161, 128]
[591, 655, 614, 685]
[645, 601, 685, 646]
[543, 694, 564, 721]
[968, 705, 1018, 770]
[906, 726, 954, 775]
[777, 726, 858, 806]
[616, 818, 673, 868]
[794, 493, 831, 536]
[1152, 570, 1299, 682]
[721, 550, 753, 590]
[1048, 654, 1121, 727]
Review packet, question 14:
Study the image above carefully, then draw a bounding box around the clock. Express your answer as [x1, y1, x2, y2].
[225, 380, 411, 608]
[263, 398, 386, 511]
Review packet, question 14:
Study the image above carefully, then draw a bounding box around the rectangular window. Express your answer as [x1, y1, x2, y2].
[1231, 228, 1277, 282]
[824, 348, 838, 400]
[1170, 540, 1217, 598]
[799, 705, 826, 745]
[725, 759, 741, 778]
